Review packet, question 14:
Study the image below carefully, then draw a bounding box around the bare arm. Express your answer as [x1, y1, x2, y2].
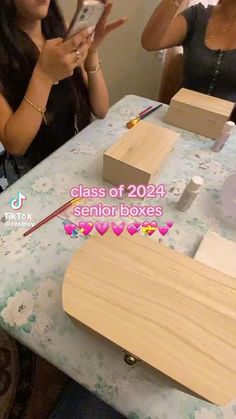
[0, 70, 52, 156]
[0, 31, 89, 156]
[84, 49, 109, 119]
[141, 0, 188, 51]
[81, 0, 128, 118]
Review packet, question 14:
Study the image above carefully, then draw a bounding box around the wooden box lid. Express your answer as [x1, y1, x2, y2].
[103, 121, 179, 174]
[62, 232, 236, 405]
[169, 88, 235, 117]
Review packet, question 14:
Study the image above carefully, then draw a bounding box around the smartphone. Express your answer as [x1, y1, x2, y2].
[66, 0, 105, 39]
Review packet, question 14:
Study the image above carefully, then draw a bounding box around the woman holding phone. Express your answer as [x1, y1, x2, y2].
[141, 0, 236, 107]
[0, 0, 127, 185]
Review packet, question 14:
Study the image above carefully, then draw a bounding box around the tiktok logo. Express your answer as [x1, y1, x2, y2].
[9, 192, 27, 210]
[5, 192, 33, 228]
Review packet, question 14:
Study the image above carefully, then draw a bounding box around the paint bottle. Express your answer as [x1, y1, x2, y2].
[176, 176, 203, 212]
[211, 121, 235, 152]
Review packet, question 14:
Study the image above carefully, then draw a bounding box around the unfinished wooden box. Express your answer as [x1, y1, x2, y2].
[103, 121, 179, 187]
[165, 88, 235, 139]
[62, 232, 236, 406]
[195, 231, 236, 278]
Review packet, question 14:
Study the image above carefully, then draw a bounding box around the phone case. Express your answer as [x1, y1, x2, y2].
[66, 0, 105, 39]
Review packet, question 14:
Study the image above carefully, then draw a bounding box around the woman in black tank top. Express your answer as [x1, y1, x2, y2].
[142, 0, 236, 116]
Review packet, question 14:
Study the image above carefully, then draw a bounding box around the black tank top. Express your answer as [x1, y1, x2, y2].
[3, 75, 90, 184]
[181, 4, 236, 103]
[23, 78, 77, 168]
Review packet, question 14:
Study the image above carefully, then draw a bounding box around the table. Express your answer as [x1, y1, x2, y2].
[0, 95, 235, 419]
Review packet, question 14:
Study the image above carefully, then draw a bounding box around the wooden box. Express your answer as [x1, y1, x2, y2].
[62, 232, 236, 406]
[103, 121, 179, 187]
[165, 88, 235, 139]
[195, 231, 236, 278]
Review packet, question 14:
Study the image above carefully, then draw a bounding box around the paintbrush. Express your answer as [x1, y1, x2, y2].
[127, 104, 163, 129]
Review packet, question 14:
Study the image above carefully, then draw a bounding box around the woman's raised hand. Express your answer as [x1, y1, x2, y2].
[90, 0, 128, 52]
[34, 30, 93, 85]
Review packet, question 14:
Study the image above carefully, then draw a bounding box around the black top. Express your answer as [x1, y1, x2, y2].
[2, 75, 88, 184]
[21, 78, 77, 170]
[181, 3, 236, 102]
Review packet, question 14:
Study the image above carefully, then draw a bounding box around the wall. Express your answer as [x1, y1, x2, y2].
[58, 0, 163, 105]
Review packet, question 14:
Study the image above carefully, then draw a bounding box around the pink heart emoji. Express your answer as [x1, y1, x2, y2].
[111, 222, 125, 237]
[134, 222, 141, 231]
[95, 222, 110, 236]
[142, 221, 158, 236]
[158, 226, 169, 237]
[127, 223, 139, 236]
[78, 221, 94, 237]
[166, 221, 174, 228]
[64, 224, 77, 236]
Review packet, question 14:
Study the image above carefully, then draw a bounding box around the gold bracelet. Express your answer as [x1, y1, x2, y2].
[24, 96, 47, 125]
[84, 59, 102, 74]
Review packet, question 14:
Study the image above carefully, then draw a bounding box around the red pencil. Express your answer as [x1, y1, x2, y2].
[23, 197, 81, 237]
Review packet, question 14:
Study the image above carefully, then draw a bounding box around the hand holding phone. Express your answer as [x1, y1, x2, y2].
[66, 0, 105, 39]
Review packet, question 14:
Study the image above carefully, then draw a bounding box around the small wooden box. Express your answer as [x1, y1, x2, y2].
[63, 232, 236, 406]
[165, 88, 235, 139]
[103, 121, 179, 187]
[195, 231, 236, 278]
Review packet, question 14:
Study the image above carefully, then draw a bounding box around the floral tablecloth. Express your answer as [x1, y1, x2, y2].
[0, 95, 236, 419]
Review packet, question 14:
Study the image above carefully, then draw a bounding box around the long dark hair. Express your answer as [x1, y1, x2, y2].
[0, 0, 91, 131]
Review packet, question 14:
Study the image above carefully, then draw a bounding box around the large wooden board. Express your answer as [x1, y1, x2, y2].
[62, 232, 236, 405]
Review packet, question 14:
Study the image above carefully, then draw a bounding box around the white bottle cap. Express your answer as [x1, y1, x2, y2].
[224, 121, 235, 134]
[188, 176, 204, 192]
[226, 121, 235, 127]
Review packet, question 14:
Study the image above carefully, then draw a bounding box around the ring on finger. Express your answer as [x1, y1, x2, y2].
[75, 49, 82, 64]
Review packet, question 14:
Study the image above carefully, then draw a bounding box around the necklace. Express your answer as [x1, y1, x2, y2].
[33, 38, 46, 52]
[207, 18, 236, 39]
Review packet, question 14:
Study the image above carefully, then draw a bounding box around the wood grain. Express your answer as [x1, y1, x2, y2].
[62, 232, 236, 405]
[103, 121, 179, 187]
[165, 88, 235, 139]
[195, 231, 236, 278]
